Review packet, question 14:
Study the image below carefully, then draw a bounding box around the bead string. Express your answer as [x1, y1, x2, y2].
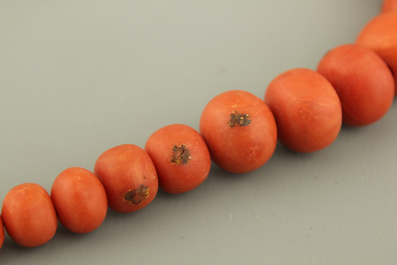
[0, 0, 396, 252]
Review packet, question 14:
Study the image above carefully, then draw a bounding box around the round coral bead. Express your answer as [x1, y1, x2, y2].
[1, 183, 57, 247]
[145, 124, 211, 194]
[356, 11, 397, 95]
[94, 144, 158, 213]
[200, 90, 277, 173]
[265, 68, 342, 153]
[317, 44, 394, 126]
[51, 167, 108, 233]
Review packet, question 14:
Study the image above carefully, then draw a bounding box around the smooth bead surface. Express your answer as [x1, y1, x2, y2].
[356, 11, 397, 95]
[1, 183, 57, 247]
[317, 44, 394, 126]
[145, 124, 211, 194]
[265, 68, 342, 153]
[94, 144, 158, 213]
[200, 90, 277, 173]
[51, 167, 108, 233]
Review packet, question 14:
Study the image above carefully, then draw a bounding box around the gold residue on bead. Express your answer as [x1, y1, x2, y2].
[170, 144, 191, 165]
[123, 185, 149, 205]
[228, 110, 251, 127]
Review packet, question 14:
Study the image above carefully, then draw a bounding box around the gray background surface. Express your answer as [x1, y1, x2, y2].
[1, 0, 396, 264]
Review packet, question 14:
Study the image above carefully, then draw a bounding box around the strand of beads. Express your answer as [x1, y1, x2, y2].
[1, 1, 397, 250]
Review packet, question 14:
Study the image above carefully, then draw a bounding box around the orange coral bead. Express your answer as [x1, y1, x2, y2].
[356, 11, 397, 95]
[1, 183, 57, 247]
